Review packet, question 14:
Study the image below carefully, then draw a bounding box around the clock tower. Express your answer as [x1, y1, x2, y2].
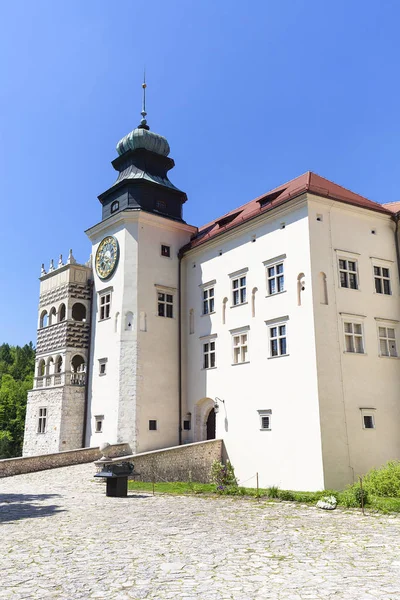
[85, 86, 196, 452]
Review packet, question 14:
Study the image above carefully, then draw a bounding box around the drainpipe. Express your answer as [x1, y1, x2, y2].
[178, 250, 184, 445]
[393, 214, 400, 284]
[82, 278, 94, 448]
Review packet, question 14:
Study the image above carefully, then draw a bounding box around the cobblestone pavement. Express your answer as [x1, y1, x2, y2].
[1, 464, 400, 600]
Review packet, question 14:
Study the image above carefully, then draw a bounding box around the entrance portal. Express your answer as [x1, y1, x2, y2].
[206, 408, 216, 440]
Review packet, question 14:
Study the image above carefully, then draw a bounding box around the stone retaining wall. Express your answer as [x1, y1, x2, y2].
[121, 439, 223, 483]
[0, 443, 131, 478]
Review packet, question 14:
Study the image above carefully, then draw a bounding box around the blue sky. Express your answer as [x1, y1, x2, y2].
[1, 0, 399, 345]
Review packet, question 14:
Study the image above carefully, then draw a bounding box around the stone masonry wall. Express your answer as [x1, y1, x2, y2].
[0, 443, 131, 478]
[122, 439, 223, 483]
[59, 386, 85, 451]
[23, 388, 64, 456]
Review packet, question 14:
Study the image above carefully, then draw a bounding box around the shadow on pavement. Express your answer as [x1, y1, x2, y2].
[0, 493, 65, 523]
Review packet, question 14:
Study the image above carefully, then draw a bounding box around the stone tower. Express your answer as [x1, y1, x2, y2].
[23, 251, 92, 456]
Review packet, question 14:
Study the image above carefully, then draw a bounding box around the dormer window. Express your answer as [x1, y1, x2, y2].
[111, 201, 119, 213]
[258, 188, 286, 208]
[156, 200, 167, 212]
[216, 211, 242, 228]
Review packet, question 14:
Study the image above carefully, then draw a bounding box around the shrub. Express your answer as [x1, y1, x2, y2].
[361, 461, 400, 498]
[210, 460, 238, 493]
[354, 486, 368, 506]
[278, 490, 295, 501]
[267, 486, 280, 498]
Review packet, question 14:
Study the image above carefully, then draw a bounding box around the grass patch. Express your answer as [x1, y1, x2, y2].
[127, 479, 400, 514]
[128, 480, 215, 495]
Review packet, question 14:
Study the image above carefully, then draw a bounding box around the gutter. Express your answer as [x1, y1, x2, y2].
[82, 278, 94, 448]
[393, 214, 400, 284]
[178, 250, 183, 445]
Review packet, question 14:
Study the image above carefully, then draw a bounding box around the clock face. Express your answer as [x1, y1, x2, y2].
[95, 236, 119, 280]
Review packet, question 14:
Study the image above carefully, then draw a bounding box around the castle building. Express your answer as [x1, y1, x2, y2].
[23, 96, 400, 491]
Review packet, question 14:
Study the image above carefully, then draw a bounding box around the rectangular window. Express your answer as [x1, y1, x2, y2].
[183, 420, 191, 430]
[95, 415, 104, 433]
[233, 332, 248, 364]
[161, 244, 171, 258]
[203, 340, 216, 369]
[363, 415, 375, 429]
[232, 276, 247, 306]
[269, 324, 287, 357]
[344, 322, 364, 353]
[258, 409, 272, 430]
[37, 407, 47, 433]
[339, 259, 358, 289]
[158, 292, 173, 318]
[100, 293, 111, 320]
[149, 420, 157, 431]
[267, 262, 284, 295]
[374, 266, 391, 295]
[99, 358, 108, 375]
[203, 287, 215, 314]
[378, 326, 397, 357]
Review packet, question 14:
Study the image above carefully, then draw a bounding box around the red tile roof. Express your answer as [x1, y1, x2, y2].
[184, 171, 393, 252]
[382, 201, 400, 214]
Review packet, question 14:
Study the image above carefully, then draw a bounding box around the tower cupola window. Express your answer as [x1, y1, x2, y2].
[111, 201, 119, 213]
[156, 200, 167, 212]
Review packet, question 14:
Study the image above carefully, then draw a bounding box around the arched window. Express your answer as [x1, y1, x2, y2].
[40, 310, 48, 328]
[46, 356, 54, 376]
[49, 307, 57, 326]
[319, 272, 328, 305]
[71, 355, 86, 385]
[222, 297, 228, 325]
[72, 302, 86, 322]
[38, 359, 45, 377]
[297, 273, 305, 306]
[55, 355, 62, 374]
[58, 304, 66, 322]
[251, 287, 258, 318]
[71, 355, 85, 373]
[111, 201, 119, 213]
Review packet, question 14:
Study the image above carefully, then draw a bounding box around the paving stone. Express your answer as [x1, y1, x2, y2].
[1, 463, 400, 599]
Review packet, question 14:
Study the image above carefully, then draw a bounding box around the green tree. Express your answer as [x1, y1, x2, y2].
[0, 343, 35, 458]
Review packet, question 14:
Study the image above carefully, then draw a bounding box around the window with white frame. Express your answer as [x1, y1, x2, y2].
[232, 275, 247, 305]
[37, 407, 47, 433]
[374, 265, 391, 295]
[338, 258, 358, 289]
[98, 358, 108, 375]
[203, 286, 215, 314]
[378, 325, 397, 357]
[203, 339, 216, 369]
[258, 409, 272, 430]
[269, 323, 287, 357]
[99, 292, 111, 320]
[157, 291, 174, 318]
[343, 321, 364, 353]
[264, 255, 285, 295]
[95, 415, 104, 433]
[360, 409, 376, 430]
[232, 329, 249, 364]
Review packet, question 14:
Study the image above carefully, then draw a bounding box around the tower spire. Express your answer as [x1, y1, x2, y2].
[138, 70, 149, 130]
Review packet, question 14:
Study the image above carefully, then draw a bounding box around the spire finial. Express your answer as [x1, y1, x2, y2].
[138, 70, 150, 130]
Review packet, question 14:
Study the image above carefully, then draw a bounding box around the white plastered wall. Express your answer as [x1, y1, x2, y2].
[308, 195, 400, 489]
[182, 199, 325, 491]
